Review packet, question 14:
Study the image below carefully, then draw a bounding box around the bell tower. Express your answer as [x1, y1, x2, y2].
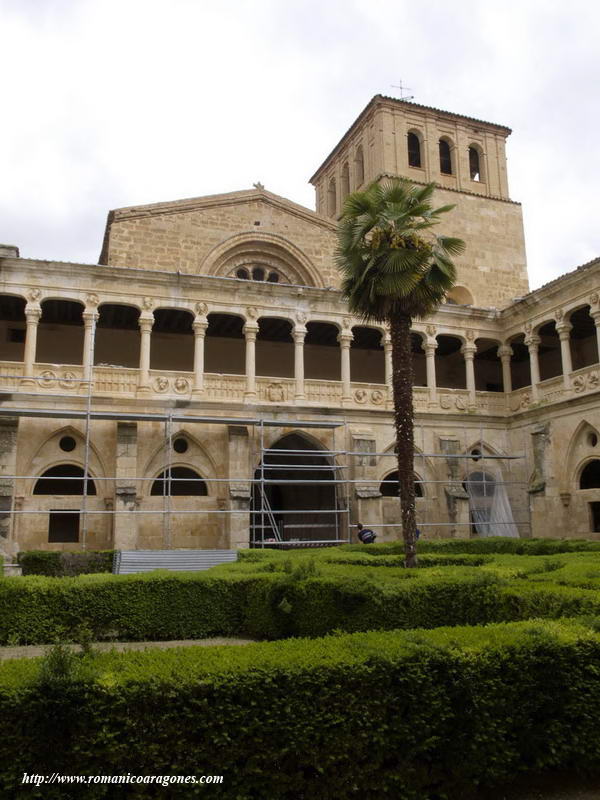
[309, 95, 529, 308]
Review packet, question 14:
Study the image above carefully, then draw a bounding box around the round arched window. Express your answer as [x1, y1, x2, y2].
[379, 471, 423, 498]
[580, 460, 600, 490]
[151, 467, 207, 496]
[236, 268, 249, 280]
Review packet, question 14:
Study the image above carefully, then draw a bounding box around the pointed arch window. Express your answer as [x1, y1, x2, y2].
[407, 132, 422, 168]
[439, 139, 453, 175]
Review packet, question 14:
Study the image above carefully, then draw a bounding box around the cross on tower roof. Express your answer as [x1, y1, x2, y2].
[390, 79, 414, 101]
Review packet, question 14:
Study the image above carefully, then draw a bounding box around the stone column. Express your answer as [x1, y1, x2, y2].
[243, 322, 259, 401]
[293, 325, 306, 402]
[525, 334, 541, 401]
[425, 339, 438, 406]
[192, 317, 208, 396]
[555, 321, 573, 390]
[591, 309, 600, 361]
[137, 314, 154, 394]
[21, 305, 41, 386]
[338, 329, 353, 403]
[382, 332, 393, 389]
[81, 309, 98, 391]
[498, 345, 513, 394]
[462, 342, 477, 408]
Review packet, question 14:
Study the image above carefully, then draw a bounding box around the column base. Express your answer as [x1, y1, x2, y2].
[19, 378, 36, 389]
[136, 385, 152, 398]
[191, 388, 205, 399]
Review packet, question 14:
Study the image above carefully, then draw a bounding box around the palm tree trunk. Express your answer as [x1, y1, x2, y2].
[390, 313, 417, 567]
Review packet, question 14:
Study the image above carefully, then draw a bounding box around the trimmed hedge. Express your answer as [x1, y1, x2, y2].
[1, 618, 600, 798]
[17, 550, 115, 577]
[4, 556, 600, 645]
[339, 537, 600, 556]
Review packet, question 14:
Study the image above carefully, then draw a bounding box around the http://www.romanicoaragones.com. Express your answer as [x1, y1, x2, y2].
[22, 772, 224, 788]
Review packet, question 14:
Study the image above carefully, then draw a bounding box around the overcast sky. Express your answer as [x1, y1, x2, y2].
[1, 0, 598, 291]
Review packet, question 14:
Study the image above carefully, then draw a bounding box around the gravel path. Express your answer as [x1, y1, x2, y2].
[0, 637, 256, 660]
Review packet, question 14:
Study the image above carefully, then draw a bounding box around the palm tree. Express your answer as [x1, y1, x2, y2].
[336, 178, 465, 567]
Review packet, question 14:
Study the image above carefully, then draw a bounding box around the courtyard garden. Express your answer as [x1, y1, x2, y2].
[2, 539, 600, 797]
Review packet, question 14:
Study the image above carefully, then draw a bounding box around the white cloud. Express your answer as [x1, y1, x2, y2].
[1, 0, 599, 286]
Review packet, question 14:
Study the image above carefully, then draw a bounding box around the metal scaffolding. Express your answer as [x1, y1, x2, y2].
[0, 366, 531, 550]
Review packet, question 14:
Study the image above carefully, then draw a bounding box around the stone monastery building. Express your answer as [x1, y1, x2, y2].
[1, 94, 600, 557]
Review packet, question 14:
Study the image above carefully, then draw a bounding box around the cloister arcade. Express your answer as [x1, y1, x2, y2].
[2, 292, 599, 408]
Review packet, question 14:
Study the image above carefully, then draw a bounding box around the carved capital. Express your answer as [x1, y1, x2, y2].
[497, 345, 513, 360]
[195, 301, 208, 317]
[337, 330, 353, 346]
[82, 310, 99, 326]
[27, 288, 42, 303]
[296, 311, 308, 325]
[138, 314, 154, 331]
[243, 323, 259, 340]
[142, 297, 155, 311]
[86, 292, 100, 307]
[555, 321, 573, 339]
[246, 306, 258, 320]
[193, 319, 208, 335]
[461, 343, 477, 358]
[525, 334, 541, 350]
[25, 305, 42, 322]
[293, 326, 307, 343]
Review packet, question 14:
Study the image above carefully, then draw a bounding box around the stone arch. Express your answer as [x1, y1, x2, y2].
[446, 285, 474, 306]
[578, 459, 600, 490]
[564, 420, 600, 490]
[201, 232, 323, 288]
[143, 429, 218, 497]
[407, 129, 423, 169]
[439, 136, 455, 175]
[379, 441, 435, 487]
[461, 440, 505, 481]
[27, 426, 107, 497]
[250, 430, 340, 544]
[33, 464, 97, 496]
[468, 143, 485, 182]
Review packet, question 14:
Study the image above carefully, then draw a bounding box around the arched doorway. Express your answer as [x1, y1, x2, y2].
[251, 433, 341, 546]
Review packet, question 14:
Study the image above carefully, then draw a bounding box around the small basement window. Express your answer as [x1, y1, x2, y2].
[48, 510, 80, 543]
